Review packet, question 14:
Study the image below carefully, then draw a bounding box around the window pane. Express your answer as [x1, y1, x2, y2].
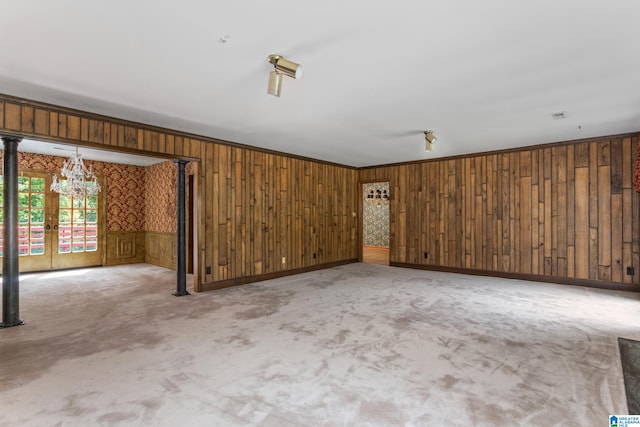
[59, 195, 71, 208]
[30, 228, 45, 255]
[31, 178, 45, 193]
[87, 196, 98, 209]
[86, 210, 97, 223]
[73, 197, 85, 209]
[58, 222, 71, 254]
[58, 225, 72, 239]
[31, 194, 45, 208]
[18, 177, 29, 192]
[72, 226, 85, 237]
[58, 239, 72, 253]
[18, 193, 29, 207]
[18, 242, 29, 256]
[18, 209, 29, 223]
[18, 226, 29, 255]
[31, 209, 44, 224]
[18, 226, 28, 240]
[73, 210, 85, 222]
[59, 209, 72, 224]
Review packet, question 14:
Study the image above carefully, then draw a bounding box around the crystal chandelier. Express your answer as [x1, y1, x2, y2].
[51, 147, 101, 198]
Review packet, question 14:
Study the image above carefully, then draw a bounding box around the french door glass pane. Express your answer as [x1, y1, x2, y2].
[9, 176, 47, 257]
[59, 184, 98, 254]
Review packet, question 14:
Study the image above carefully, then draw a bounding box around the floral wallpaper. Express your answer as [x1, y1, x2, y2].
[363, 182, 389, 247]
[16, 152, 146, 231]
[145, 161, 176, 233]
[102, 163, 146, 231]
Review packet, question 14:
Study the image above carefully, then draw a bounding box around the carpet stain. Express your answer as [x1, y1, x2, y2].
[1, 263, 637, 426]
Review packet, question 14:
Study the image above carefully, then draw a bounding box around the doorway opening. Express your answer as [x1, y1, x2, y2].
[362, 182, 390, 265]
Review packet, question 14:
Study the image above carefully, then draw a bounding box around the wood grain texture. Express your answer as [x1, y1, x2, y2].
[3, 95, 638, 290]
[1, 95, 359, 292]
[360, 137, 640, 287]
[144, 231, 177, 270]
[105, 231, 145, 266]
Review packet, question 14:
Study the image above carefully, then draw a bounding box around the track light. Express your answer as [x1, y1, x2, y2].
[267, 54, 302, 97]
[424, 131, 437, 151]
[267, 71, 283, 97]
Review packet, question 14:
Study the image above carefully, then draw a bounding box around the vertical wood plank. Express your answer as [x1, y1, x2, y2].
[4, 103, 21, 130]
[21, 106, 34, 133]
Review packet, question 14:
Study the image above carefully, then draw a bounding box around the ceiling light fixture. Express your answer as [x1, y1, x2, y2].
[50, 147, 101, 198]
[267, 54, 302, 97]
[267, 70, 283, 97]
[424, 131, 437, 151]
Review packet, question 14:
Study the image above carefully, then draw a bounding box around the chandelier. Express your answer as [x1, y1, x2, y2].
[51, 147, 101, 198]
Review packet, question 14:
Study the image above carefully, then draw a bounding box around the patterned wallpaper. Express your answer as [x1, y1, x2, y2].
[145, 161, 176, 233]
[102, 162, 146, 231]
[15, 152, 146, 231]
[363, 182, 390, 247]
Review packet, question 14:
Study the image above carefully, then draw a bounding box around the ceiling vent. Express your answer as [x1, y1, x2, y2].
[550, 111, 566, 120]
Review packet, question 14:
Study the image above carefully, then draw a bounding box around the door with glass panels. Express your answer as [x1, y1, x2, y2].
[51, 187, 102, 269]
[0, 171, 103, 272]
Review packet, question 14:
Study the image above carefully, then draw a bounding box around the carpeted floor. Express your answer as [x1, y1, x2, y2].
[1, 263, 639, 426]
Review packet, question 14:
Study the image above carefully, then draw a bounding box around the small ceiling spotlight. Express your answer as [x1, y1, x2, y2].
[424, 131, 437, 151]
[267, 54, 303, 97]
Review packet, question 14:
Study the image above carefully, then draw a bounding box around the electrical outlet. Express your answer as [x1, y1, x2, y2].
[627, 266, 635, 276]
[205, 266, 211, 274]
[313, 253, 317, 259]
[424, 252, 429, 259]
[282, 256, 286, 264]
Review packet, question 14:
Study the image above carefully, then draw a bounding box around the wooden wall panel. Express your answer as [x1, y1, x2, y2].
[145, 231, 176, 270]
[360, 136, 640, 288]
[105, 231, 145, 266]
[1, 95, 359, 291]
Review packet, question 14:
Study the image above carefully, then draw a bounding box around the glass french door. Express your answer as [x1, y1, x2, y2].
[0, 171, 103, 273]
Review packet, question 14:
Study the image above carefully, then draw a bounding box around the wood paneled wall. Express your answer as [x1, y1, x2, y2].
[145, 231, 176, 270]
[203, 145, 358, 282]
[105, 231, 145, 266]
[0, 95, 359, 291]
[360, 136, 640, 288]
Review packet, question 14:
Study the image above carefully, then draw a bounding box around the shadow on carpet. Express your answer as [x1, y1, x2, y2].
[619, 337, 640, 414]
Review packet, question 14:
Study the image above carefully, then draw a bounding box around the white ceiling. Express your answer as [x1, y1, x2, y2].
[1, 1, 639, 167]
[18, 139, 167, 167]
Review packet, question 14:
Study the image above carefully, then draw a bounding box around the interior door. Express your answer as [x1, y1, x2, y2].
[0, 171, 103, 273]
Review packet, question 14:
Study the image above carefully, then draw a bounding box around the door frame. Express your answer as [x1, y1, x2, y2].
[1, 133, 201, 291]
[359, 180, 391, 263]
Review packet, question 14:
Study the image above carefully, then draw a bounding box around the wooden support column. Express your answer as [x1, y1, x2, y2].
[1, 136, 24, 328]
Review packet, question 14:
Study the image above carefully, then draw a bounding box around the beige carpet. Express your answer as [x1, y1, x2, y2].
[1, 263, 639, 426]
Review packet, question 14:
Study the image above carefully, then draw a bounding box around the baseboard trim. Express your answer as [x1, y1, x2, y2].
[390, 262, 640, 293]
[201, 259, 359, 292]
